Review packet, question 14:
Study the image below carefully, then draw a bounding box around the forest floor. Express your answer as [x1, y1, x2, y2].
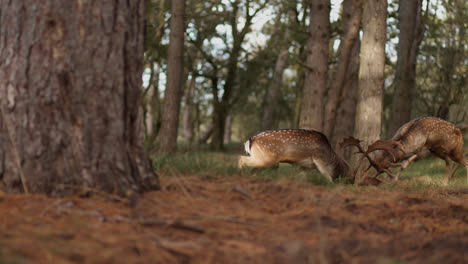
[1, 171, 468, 264]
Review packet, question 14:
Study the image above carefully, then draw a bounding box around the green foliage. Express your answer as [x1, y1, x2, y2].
[414, 0, 468, 120]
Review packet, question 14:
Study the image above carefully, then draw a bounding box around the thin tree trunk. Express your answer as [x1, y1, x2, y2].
[199, 125, 213, 144]
[332, 38, 360, 160]
[353, 0, 387, 169]
[145, 63, 161, 141]
[158, 0, 185, 154]
[182, 52, 201, 145]
[0, 0, 159, 195]
[299, 0, 330, 131]
[261, 49, 289, 131]
[261, 10, 293, 131]
[324, 0, 362, 139]
[224, 114, 233, 144]
[388, 0, 423, 136]
[210, 0, 268, 150]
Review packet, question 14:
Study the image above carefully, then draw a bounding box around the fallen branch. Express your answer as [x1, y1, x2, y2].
[233, 186, 255, 199]
[139, 218, 205, 233]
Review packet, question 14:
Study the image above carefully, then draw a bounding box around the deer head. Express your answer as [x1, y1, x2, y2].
[339, 136, 402, 179]
[341, 117, 468, 185]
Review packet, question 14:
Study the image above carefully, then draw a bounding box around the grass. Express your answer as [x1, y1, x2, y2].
[152, 143, 468, 189]
[399, 157, 467, 186]
[152, 145, 333, 185]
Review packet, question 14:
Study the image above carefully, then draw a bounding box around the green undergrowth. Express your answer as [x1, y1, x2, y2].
[152, 144, 468, 190]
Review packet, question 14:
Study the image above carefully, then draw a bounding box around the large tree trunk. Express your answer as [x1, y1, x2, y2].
[158, 0, 185, 154]
[299, 0, 330, 131]
[0, 0, 159, 195]
[332, 38, 360, 160]
[323, 0, 362, 140]
[388, 0, 423, 137]
[353, 0, 387, 168]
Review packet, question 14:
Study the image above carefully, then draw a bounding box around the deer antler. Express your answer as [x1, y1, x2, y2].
[339, 137, 398, 180]
[365, 140, 402, 162]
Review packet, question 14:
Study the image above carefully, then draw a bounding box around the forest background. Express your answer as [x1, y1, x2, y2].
[144, 0, 468, 157]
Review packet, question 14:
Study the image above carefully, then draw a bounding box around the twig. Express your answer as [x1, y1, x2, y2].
[40, 199, 63, 216]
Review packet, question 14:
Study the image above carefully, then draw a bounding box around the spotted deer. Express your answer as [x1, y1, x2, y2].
[342, 117, 468, 184]
[238, 129, 352, 182]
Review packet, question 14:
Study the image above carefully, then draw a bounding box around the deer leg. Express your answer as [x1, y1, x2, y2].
[391, 154, 418, 180]
[465, 162, 468, 185]
[442, 158, 452, 186]
[238, 155, 277, 169]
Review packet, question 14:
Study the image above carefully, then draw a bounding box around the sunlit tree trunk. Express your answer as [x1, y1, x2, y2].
[388, 0, 423, 137]
[0, 0, 159, 195]
[159, 0, 185, 154]
[353, 0, 387, 169]
[299, 0, 330, 131]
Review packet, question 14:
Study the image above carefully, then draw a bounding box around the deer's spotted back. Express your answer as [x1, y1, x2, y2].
[397, 117, 463, 153]
[247, 129, 330, 155]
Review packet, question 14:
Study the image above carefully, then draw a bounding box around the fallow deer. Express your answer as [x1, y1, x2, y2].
[342, 117, 468, 184]
[238, 129, 352, 182]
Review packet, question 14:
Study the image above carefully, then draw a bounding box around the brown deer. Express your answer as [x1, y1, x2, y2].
[342, 117, 468, 185]
[238, 129, 352, 182]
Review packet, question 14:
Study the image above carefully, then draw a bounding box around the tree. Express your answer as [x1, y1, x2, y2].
[299, 0, 330, 131]
[323, 0, 362, 140]
[158, 0, 186, 154]
[144, 63, 162, 142]
[0, 0, 159, 195]
[182, 51, 201, 146]
[332, 38, 360, 159]
[261, 9, 293, 131]
[388, 0, 423, 136]
[353, 0, 387, 167]
[143, 0, 169, 144]
[210, 0, 270, 151]
[414, 0, 467, 122]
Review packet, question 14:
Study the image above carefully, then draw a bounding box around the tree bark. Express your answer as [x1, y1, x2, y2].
[299, 0, 330, 131]
[323, 0, 362, 140]
[332, 38, 360, 160]
[388, 0, 423, 137]
[353, 0, 387, 167]
[0, 0, 159, 195]
[158, 0, 185, 154]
